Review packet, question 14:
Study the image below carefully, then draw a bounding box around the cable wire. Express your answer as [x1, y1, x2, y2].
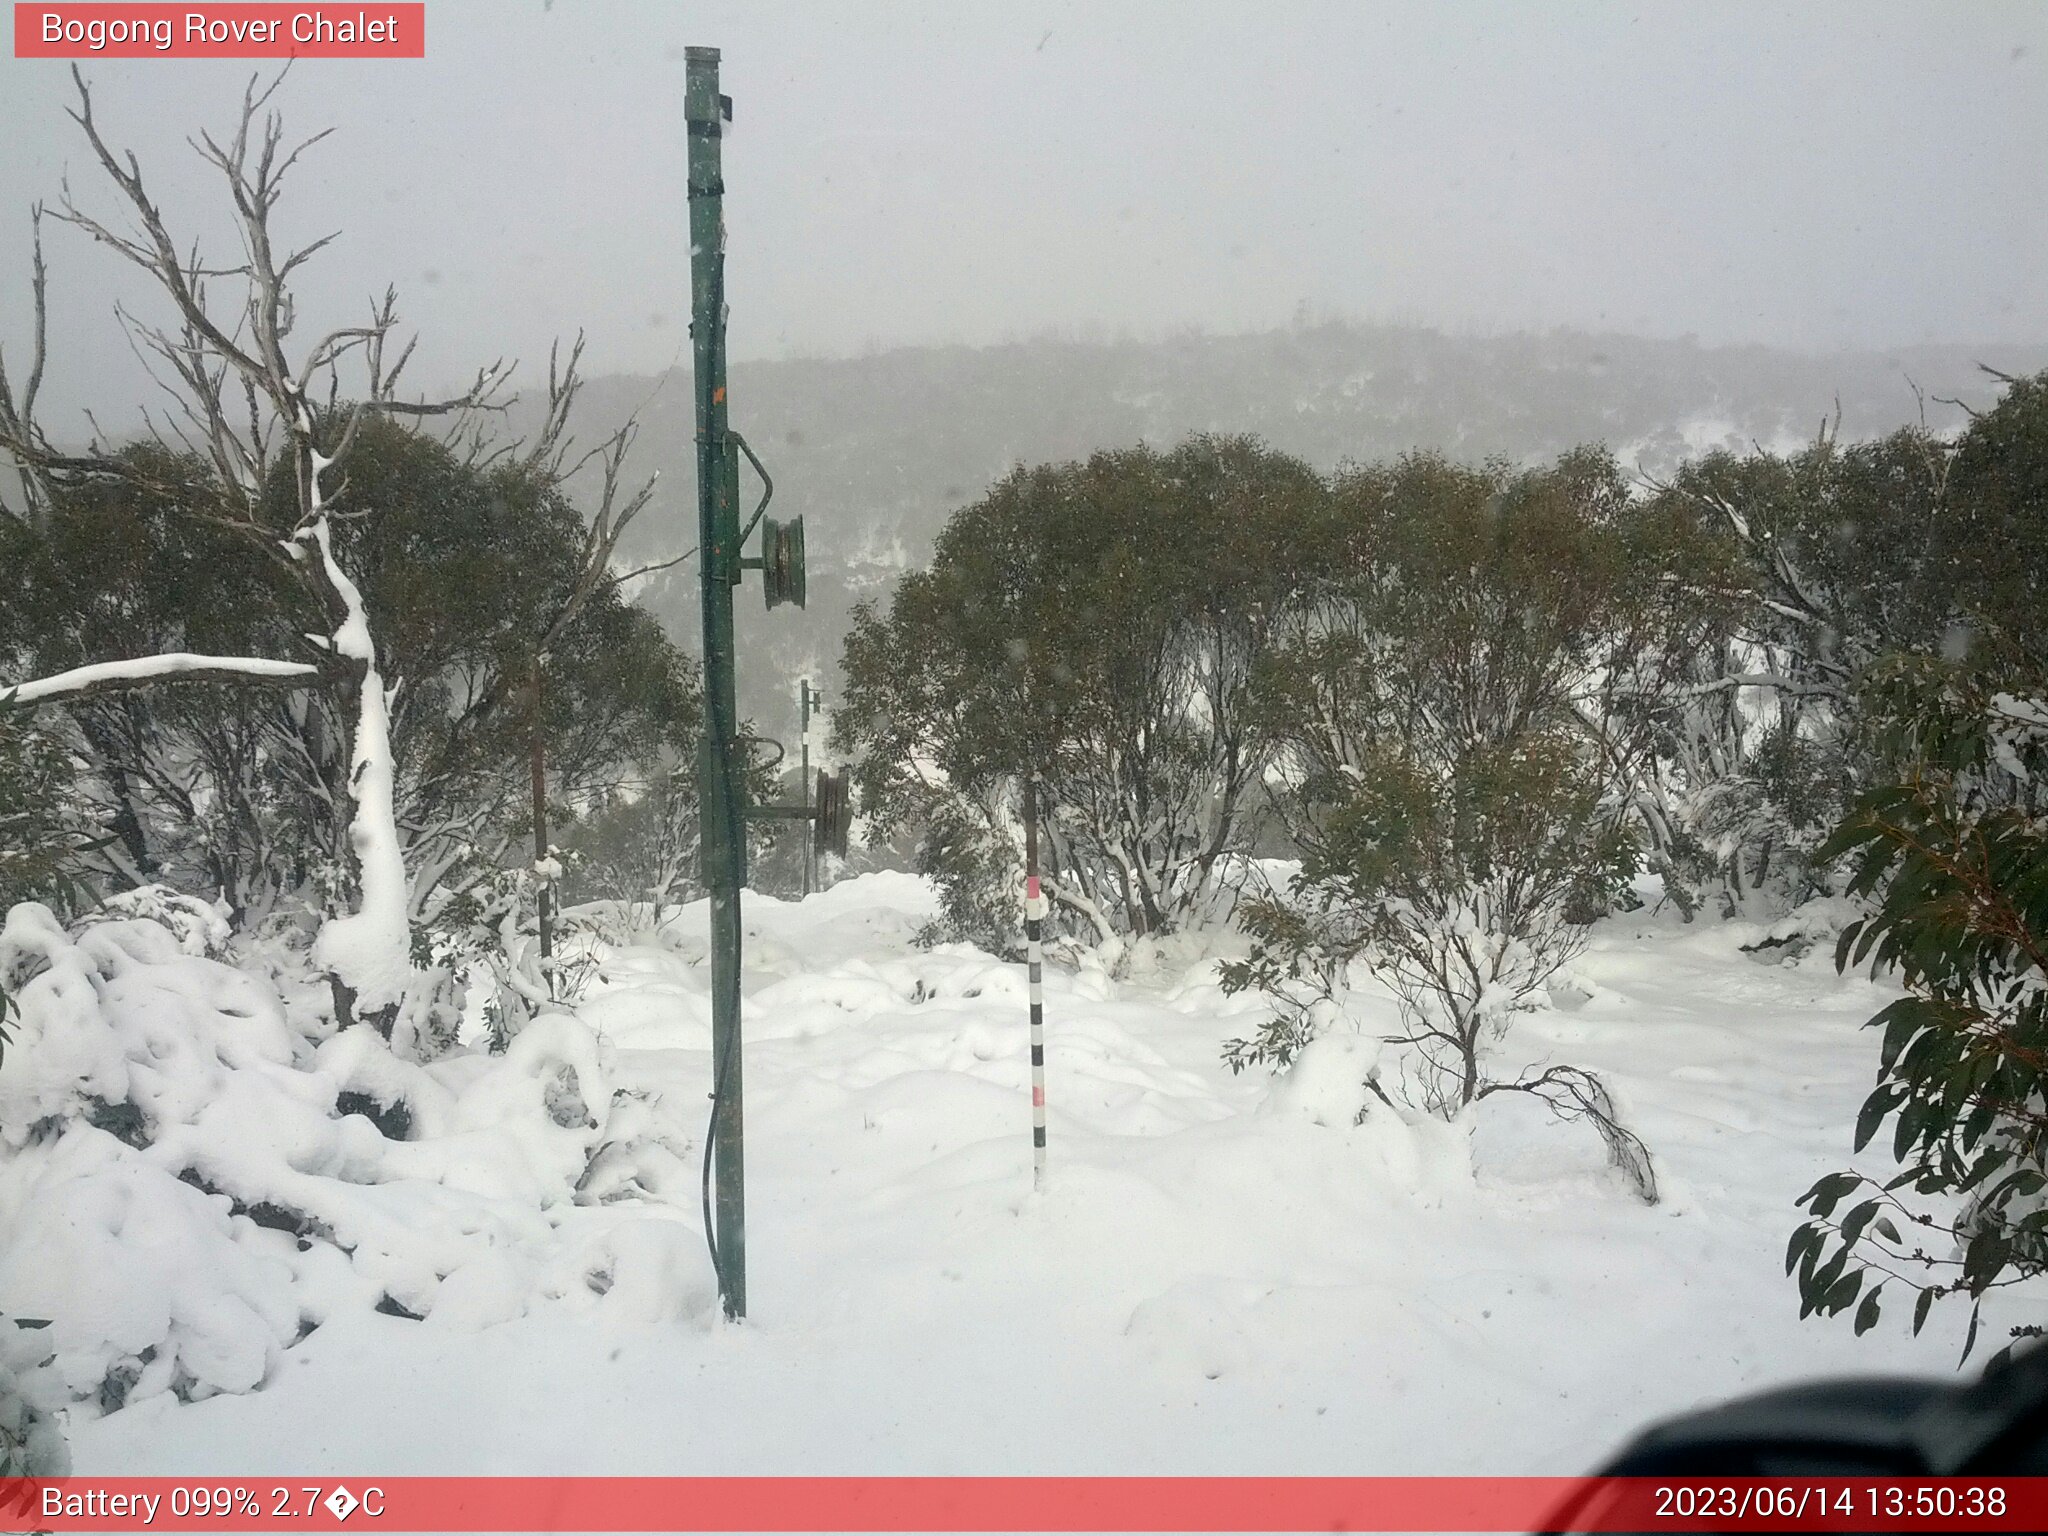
[695, 229, 750, 1313]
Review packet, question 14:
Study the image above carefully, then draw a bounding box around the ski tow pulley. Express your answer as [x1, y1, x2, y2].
[814, 767, 853, 860]
[760, 515, 806, 610]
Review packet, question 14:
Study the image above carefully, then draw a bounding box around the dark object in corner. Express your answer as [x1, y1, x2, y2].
[1592, 1339, 2048, 1476]
[1540, 1342, 2048, 1532]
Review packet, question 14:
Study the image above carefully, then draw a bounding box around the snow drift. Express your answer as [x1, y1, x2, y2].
[0, 890, 709, 1427]
[1, 871, 2037, 1478]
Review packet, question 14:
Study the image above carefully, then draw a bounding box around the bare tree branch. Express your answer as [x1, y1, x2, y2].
[608, 547, 698, 588]
[0, 205, 58, 525]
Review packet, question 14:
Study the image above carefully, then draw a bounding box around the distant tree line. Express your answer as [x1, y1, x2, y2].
[840, 380, 2048, 965]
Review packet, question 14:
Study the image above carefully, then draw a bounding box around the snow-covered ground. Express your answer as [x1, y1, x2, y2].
[22, 872, 2027, 1475]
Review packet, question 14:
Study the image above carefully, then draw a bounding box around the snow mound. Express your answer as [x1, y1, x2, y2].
[1123, 1278, 1262, 1381]
[1263, 1030, 1385, 1127]
[1467, 1086, 1618, 1194]
[0, 1132, 300, 1408]
[0, 899, 709, 1424]
[15, 870, 2005, 1480]
[1738, 896, 1862, 967]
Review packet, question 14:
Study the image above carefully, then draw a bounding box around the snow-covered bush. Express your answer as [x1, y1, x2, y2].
[0, 892, 702, 1425]
[1626, 380, 2048, 917]
[1224, 733, 1646, 1184]
[428, 863, 605, 1051]
[560, 758, 703, 930]
[74, 884, 231, 957]
[1632, 666, 1853, 921]
[1226, 453, 1658, 1199]
[0, 1325, 68, 1479]
[907, 794, 1030, 957]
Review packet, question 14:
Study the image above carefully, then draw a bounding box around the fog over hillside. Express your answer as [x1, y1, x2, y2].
[543, 320, 2048, 743]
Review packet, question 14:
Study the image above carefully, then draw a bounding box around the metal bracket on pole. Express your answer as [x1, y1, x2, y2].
[747, 766, 853, 863]
[733, 434, 804, 611]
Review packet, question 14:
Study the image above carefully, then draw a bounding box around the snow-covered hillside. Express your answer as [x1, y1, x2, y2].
[2, 872, 2021, 1476]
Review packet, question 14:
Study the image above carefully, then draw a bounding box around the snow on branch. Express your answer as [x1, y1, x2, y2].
[0, 653, 318, 712]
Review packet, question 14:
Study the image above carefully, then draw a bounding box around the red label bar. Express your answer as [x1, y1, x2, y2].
[2, 1477, 2046, 1532]
[14, 4, 425, 58]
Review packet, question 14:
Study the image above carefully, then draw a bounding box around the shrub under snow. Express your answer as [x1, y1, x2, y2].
[0, 891, 709, 1427]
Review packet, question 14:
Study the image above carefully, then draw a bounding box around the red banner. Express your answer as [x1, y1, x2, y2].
[13, 4, 425, 58]
[1, 1476, 2045, 1532]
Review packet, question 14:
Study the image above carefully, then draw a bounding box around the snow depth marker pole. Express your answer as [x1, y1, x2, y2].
[799, 679, 815, 898]
[1024, 773, 1049, 1190]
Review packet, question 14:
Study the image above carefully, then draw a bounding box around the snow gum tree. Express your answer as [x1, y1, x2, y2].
[255, 415, 695, 934]
[837, 435, 1323, 955]
[0, 72, 671, 1041]
[1623, 370, 2048, 922]
[1632, 385, 2048, 915]
[0, 71, 498, 1029]
[1224, 450, 1660, 1197]
[0, 424, 692, 965]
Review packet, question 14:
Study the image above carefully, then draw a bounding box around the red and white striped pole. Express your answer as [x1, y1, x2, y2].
[1024, 773, 1048, 1190]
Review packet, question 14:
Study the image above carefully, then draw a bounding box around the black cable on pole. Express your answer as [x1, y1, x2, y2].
[696, 240, 746, 1303]
[701, 682, 747, 1295]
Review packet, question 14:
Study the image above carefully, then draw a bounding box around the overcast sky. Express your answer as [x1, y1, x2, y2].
[3, 0, 2045, 430]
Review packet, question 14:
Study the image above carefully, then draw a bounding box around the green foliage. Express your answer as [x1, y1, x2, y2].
[0, 445, 280, 902]
[0, 444, 278, 668]
[0, 710, 105, 1074]
[559, 759, 702, 923]
[0, 418, 696, 929]
[1225, 453, 1644, 1100]
[1655, 423, 1959, 691]
[1639, 376, 2048, 913]
[1790, 657, 2048, 1359]
[1920, 371, 2048, 675]
[0, 713, 105, 922]
[838, 435, 1323, 952]
[1216, 450, 1659, 1198]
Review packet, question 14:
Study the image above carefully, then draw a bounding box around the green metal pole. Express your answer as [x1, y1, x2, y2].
[686, 45, 745, 1321]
